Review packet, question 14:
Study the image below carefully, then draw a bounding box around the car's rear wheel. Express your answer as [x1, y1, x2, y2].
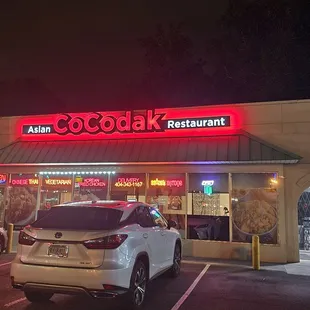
[128, 260, 147, 309]
[24, 291, 53, 303]
[170, 242, 181, 278]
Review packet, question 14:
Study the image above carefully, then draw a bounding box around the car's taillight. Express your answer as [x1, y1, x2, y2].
[83, 234, 128, 250]
[19, 231, 36, 246]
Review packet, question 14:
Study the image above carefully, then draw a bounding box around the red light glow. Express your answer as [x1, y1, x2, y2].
[17, 106, 242, 141]
[0, 174, 7, 185]
[11, 178, 39, 186]
[78, 178, 106, 187]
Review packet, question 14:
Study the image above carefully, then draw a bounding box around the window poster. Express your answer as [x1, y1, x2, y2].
[232, 173, 278, 244]
[5, 186, 37, 230]
[0, 187, 5, 226]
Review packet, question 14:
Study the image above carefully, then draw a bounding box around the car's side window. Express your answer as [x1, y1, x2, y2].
[120, 210, 138, 227]
[136, 206, 155, 228]
[149, 207, 168, 229]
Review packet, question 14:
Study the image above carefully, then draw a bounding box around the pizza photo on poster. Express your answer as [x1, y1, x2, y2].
[4, 186, 37, 230]
[232, 188, 278, 244]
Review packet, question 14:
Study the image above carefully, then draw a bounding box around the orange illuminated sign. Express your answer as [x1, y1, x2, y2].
[44, 179, 72, 186]
[114, 178, 143, 188]
[150, 178, 183, 188]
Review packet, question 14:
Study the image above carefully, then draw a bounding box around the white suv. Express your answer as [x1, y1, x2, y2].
[10, 201, 182, 309]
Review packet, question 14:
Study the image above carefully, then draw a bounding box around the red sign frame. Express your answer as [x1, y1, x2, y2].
[0, 174, 7, 185]
[17, 106, 241, 141]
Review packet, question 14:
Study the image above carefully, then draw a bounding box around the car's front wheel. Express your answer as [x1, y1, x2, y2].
[128, 260, 147, 309]
[24, 291, 53, 303]
[170, 242, 181, 278]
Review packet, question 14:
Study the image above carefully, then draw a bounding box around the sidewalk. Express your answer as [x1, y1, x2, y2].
[183, 254, 310, 276]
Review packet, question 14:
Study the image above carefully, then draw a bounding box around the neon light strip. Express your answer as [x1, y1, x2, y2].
[39, 171, 116, 175]
[0, 159, 298, 167]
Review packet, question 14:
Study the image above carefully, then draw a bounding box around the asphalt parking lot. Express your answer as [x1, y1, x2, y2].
[1, 254, 310, 310]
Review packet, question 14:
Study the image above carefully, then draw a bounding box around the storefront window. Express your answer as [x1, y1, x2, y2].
[0, 188, 5, 226]
[110, 173, 146, 202]
[0, 174, 7, 226]
[73, 175, 108, 201]
[5, 174, 39, 230]
[187, 173, 229, 241]
[231, 173, 278, 244]
[40, 176, 73, 209]
[147, 173, 186, 238]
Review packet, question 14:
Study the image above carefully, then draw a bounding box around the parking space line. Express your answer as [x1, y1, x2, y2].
[0, 262, 11, 267]
[4, 298, 27, 308]
[183, 259, 252, 269]
[171, 263, 210, 310]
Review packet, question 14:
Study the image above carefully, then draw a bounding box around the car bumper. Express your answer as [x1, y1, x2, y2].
[10, 259, 133, 296]
[12, 282, 128, 298]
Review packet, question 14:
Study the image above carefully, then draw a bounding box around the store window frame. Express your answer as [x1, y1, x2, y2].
[145, 172, 187, 238]
[186, 172, 231, 242]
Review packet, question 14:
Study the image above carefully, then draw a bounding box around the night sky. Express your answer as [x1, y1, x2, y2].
[0, 1, 228, 115]
[1, 1, 308, 116]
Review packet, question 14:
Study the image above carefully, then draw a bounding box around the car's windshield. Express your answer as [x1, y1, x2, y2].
[31, 206, 123, 230]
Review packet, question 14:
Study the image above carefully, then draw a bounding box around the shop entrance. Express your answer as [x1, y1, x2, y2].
[298, 188, 310, 253]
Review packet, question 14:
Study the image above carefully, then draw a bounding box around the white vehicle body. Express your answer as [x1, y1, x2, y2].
[10, 201, 182, 307]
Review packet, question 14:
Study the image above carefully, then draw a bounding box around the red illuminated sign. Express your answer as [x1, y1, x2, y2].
[10, 178, 39, 186]
[18, 106, 240, 141]
[0, 174, 7, 185]
[78, 178, 106, 187]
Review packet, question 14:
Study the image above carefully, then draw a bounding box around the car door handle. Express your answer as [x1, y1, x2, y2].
[143, 233, 148, 239]
[161, 231, 166, 236]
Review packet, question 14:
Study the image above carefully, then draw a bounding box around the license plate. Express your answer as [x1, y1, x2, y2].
[47, 244, 69, 258]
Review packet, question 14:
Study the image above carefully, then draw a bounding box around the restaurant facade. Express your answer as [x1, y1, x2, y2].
[0, 99, 310, 263]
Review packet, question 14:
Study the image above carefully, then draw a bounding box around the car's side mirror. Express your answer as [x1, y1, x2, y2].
[168, 220, 177, 229]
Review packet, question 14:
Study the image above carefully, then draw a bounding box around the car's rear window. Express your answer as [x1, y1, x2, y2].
[32, 207, 123, 230]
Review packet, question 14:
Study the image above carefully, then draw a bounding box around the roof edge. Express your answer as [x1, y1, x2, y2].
[0, 159, 298, 167]
[239, 130, 302, 161]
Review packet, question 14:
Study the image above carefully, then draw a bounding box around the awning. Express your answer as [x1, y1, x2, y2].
[0, 131, 301, 165]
